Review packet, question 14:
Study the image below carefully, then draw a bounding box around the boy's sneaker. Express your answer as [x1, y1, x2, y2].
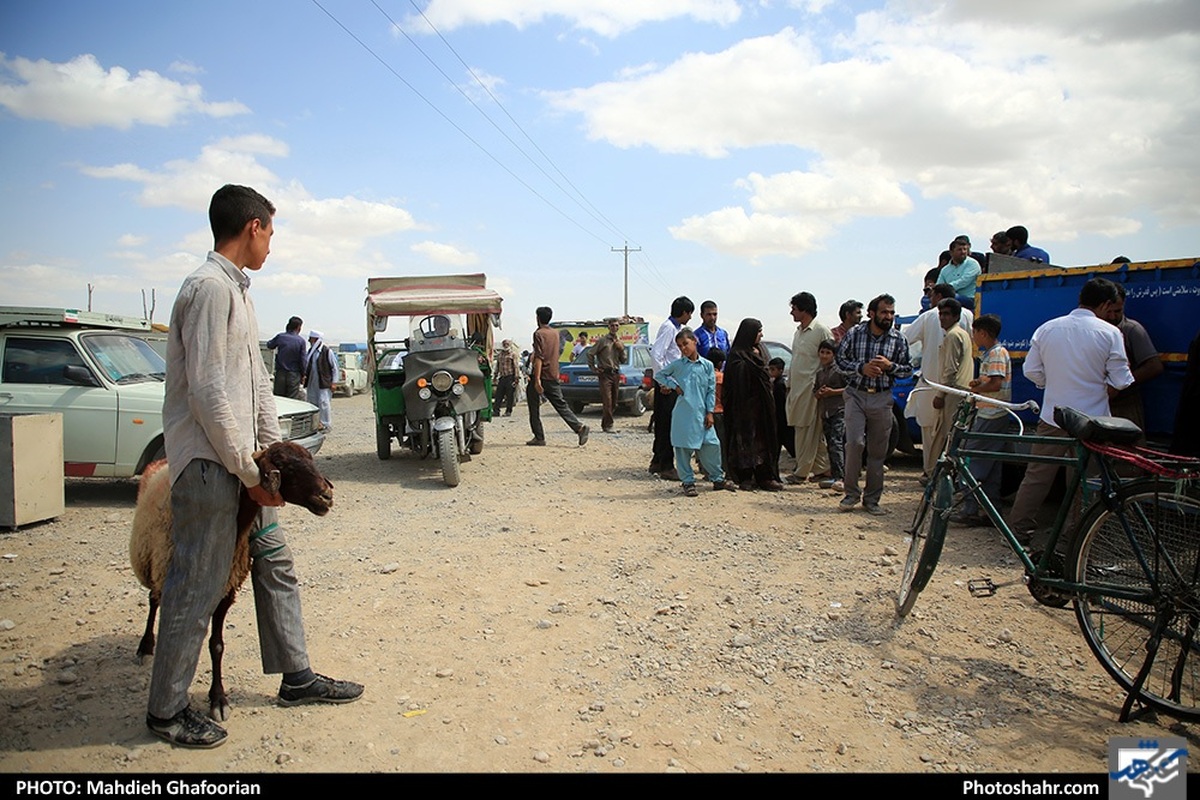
[278, 674, 364, 706]
[838, 496, 858, 512]
[863, 503, 889, 516]
[146, 707, 227, 749]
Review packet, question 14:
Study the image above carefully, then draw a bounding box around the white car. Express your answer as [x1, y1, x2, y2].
[334, 350, 369, 396]
[0, 307, 324, 478]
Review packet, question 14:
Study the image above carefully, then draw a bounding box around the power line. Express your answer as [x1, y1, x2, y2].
[310, 0, 612, 246]
[403, 0, 631, 243]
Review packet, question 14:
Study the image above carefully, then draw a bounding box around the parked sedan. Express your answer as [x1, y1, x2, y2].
[558, 343, 654, 416]
[0, 308, 325, 478]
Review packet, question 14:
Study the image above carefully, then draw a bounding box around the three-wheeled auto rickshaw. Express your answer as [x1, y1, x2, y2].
[366, 274, 502, 487]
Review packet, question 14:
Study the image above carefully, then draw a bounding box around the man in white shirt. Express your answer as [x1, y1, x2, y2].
[903, 283, 973, 481]
[649, 297, 694, 481]
[1007, 278, 1135, 539]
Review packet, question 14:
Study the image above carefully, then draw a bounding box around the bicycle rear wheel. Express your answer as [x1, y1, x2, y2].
[896, 468, 953, 617]
[1069, 479, 1200, 720]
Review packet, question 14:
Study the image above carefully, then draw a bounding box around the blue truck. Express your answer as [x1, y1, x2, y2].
[891, 256, 1198, 455]
[976, 255, 1198, 442]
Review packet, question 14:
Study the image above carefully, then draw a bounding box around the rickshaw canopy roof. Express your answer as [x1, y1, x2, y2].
[366, 274, 503, 317]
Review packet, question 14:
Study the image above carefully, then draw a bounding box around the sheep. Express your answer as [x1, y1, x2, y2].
[129, 441, 334, 721]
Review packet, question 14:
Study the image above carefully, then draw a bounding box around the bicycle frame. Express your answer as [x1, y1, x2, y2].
[923, 386, 1166, 605]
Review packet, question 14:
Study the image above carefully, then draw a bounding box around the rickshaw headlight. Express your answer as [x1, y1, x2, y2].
[418, 387, 432, 400]
[431, 370, 454, 393]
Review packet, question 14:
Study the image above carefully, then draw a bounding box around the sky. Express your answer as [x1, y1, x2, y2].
[1, 0, 1198, 348]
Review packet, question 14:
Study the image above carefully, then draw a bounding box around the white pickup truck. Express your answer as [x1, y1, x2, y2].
[335, 350, 369, 396]
[0, 306, 325, 478]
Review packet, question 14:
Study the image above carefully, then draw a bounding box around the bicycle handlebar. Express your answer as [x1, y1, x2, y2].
[913, 380, 1041, 415]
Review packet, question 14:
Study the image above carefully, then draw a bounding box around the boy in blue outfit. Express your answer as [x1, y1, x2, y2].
[655, 328, 738, 497]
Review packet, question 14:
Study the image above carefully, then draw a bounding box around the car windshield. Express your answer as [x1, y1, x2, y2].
[81, 333, 166, 384]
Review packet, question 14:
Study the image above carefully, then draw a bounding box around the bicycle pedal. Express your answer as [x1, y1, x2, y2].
[968, 578, 996, 597]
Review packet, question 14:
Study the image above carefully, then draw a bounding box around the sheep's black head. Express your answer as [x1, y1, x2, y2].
[254, 442, 334, 516]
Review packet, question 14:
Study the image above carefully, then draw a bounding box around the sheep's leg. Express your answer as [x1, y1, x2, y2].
[137, 594, 158, 663]
[207, 593, 235, 722]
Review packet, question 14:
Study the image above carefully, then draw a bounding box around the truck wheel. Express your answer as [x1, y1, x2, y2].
[376, 421, 392, 460]
[438, 428, 461, 487]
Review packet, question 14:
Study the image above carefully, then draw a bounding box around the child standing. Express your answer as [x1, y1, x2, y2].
[813, 339, 847, 491]
[951, 314, 1012, 525]
[768, 357, 795, 467]
[656, 329, 738, 496]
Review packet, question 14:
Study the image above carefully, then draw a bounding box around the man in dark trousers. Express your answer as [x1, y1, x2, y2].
[266, 315, 306, 399]
[649, 297, 694, 481]
[527, 306, 589, 447]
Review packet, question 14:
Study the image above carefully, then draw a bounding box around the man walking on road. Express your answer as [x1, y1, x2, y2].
[527, 306, 590, 447]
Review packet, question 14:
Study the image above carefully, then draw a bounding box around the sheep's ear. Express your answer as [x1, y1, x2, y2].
[262, 469, 282, 495]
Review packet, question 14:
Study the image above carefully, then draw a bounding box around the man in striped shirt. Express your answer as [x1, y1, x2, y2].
[834, 293, 912, 515]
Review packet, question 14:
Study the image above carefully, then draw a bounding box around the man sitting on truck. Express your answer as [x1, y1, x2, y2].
[1006, 225, 1050, 264]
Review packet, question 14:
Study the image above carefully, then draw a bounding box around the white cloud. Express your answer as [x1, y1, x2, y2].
[0, 53, 249, 128]
[549, 2, 1200, 258]
[411, 240, 480, 266]
[117, 233, 148, 247]
[672, 156, 914, 259]
[410, 0, 741, 37]
[79, 138, 426, 285]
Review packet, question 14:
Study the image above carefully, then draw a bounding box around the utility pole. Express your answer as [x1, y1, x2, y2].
[611, 241, 641, 317]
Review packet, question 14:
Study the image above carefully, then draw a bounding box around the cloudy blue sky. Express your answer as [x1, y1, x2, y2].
[2, 0, 1197, 346]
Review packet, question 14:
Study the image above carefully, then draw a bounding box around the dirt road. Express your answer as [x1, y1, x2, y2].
[1, 393, 1195, 773]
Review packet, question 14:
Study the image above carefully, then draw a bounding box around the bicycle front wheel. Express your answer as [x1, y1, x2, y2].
[1070, 479, 1200, 720]
[896, 469, 953, 617]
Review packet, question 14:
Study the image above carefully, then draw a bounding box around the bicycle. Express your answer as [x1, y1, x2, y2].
[896, 380, 1200, 721]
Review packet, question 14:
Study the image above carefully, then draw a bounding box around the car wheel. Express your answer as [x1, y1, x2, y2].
[624, 389, 647, 417]
[569, 401, 585, 414]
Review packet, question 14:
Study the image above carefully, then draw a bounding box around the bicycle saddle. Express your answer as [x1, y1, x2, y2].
[1053, 406, 1142, 445]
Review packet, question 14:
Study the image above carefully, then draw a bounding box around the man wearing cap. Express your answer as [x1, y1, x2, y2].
[303, 329, 339, 431]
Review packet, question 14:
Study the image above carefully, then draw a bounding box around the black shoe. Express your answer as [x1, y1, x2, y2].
[577, 425, 590, 446]
[278, 674, 364, 707]
[683, 483, 699, 497]
[526, 437, 547, 446]
[659, 469, 680, 481]
[146, 707, 227, 749]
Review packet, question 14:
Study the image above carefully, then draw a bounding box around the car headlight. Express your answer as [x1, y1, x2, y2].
[431, 370, 453, 392]
[418, 387, 432, 400]
[278, 416, 293, 438]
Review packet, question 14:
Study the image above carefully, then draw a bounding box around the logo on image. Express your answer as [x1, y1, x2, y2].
[1109, 737, 1187, 799]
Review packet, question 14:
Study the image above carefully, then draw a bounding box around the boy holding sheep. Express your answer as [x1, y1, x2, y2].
[146, 185, 362, 749]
